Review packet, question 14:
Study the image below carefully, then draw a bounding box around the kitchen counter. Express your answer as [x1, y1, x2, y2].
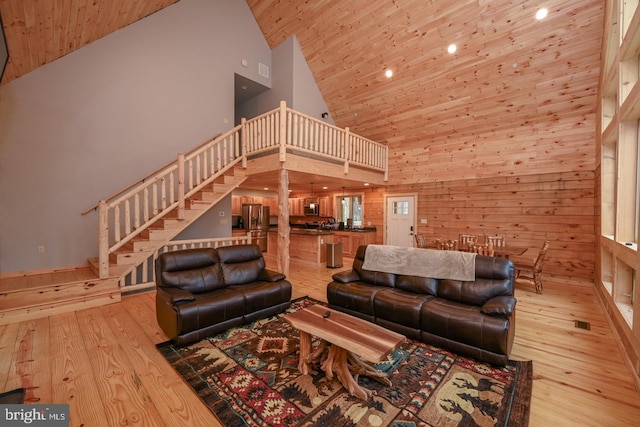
[268, 228, 377, 262]
[290, 229, 334, 235]
[268, 229, 333, 263]
[284, 227, 377, 234]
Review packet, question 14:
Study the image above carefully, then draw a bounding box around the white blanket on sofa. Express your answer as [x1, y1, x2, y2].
[361, 245, 476, 281]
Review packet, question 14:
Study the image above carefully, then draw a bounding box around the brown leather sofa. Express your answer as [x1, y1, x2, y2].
[327, 245, 516, 366]
[155, 244, 292, 345]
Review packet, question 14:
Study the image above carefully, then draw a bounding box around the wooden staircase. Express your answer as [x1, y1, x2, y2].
[89, 165, 247, 280]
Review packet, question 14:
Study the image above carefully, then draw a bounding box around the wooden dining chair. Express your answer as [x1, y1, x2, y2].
[437, 239, 458, 251]
[469, 242, 495, 257]
[414, 234, 428, 248]
[515, 241, 550, 294]
[459, 234, 478, 246]
[485, 235, 506, 247]
[485, 235, 507, 258]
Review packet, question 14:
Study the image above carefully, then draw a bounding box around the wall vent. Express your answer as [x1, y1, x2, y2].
[258, 62, 270, 78]
[574, 320, 591, 330]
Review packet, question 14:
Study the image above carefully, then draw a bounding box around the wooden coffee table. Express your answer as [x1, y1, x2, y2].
[284, 304, 405, 400]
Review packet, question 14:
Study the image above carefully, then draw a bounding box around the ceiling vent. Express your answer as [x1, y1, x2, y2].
[258, 62, 270, 78]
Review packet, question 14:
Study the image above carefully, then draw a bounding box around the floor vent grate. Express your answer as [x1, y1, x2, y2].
[575, 320, 591, 330]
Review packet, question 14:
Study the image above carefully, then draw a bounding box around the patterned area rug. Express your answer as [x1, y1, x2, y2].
[157, 297, 532, 426]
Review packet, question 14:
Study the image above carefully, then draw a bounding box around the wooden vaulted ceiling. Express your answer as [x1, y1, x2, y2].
[1, 0, 604, 187]
[247, 0, 604, 181]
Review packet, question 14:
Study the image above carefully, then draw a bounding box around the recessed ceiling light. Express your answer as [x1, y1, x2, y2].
[364, 183, 370, 186]
[385, 69, 393, 78]
[322, 186, 328, 190]
[447, 44, 457, 54]
[263, 187, 269, 190]
[536, 8, 548, 20]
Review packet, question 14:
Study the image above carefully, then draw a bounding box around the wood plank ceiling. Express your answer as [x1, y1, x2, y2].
[247, 0, 604, 184]
[1, 0, 604, 186]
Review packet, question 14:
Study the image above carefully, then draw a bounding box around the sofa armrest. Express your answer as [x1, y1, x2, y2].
[481, 296, 516, 317]
[258, 269, 286, 282]
[158, 287, 195, 305]
[332, 269, 361, 283]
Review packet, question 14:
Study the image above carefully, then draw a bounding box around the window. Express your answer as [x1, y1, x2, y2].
[336, 194, 363, 227]
[392, 201, 409, 215]
[598, 0, 640, 340]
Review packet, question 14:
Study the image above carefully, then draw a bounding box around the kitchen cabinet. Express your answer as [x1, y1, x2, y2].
[288, 198, 305, 216]
[331, 231, 376, 257]
[232, 195, 242, 215]
[233, 195, 277, 215]
[319, 196, 332, 217]
[263, 197, 278, 215]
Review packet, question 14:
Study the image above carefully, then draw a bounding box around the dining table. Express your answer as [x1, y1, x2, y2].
[424, 243, 529, 258]
[489, 244, 529, 258]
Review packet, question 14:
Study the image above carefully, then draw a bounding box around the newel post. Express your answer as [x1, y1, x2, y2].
[241, 117, 248, 168]
[98, 200, 109, 279]
[177, 153, 185, 220]
[344, 126, 351, 174]
[279, 100, 287, 162]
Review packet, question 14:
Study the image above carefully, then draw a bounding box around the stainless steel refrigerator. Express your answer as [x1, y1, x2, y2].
[242, 204, 270, 252]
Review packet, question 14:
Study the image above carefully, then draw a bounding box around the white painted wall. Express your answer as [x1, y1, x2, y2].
[292, 36, 335, 125]
[236, 35, 333, 125]
[0, 0, 272, 272]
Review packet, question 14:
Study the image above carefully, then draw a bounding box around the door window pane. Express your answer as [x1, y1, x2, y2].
[393, 201, 409, 215]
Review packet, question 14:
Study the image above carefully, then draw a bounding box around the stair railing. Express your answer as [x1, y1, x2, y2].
[90, 101, 388, 279]
[96, 127, 243, 278]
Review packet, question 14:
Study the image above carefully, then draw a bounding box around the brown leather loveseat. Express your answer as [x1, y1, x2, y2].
[156, 244, 292, 345]
[327, 245, 516, 366]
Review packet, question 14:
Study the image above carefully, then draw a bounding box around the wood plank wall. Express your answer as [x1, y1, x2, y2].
[362, 171, 595, 281]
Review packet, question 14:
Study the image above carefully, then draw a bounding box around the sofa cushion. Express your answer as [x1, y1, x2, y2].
[395, 275, 438, 296]
[421, 298, 512, 356]
[156, 248, 225, 294]
[159, 288, 195, 304]
[374, 288, 434, 328]
[438, 277, 513, 306]
[436, 255, 513, 306]
[158, 248, 218, 272]
[327, 281, 384, 316]
[481, 296, 516, 316]
[475, 255, 513, 280]
[331, 269, 361, 283]
[173, 288, 245, 335]
[217, 244, 265, 285]
[228, 281, 292, 314]
[352, 246, 396, 288]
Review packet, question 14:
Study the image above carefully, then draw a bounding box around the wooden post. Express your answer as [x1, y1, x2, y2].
[277, 167, 290, 277]
[241, 118, 247, 168]
[279, 100, 287, 162]
[384, 148, 389, 182]
[177, 153, 185, 220]
[344, 127, 351, 174]
[98, 200, 109, 279]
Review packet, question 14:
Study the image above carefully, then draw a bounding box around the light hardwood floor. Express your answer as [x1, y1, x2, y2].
[1, 256, 639, 426]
